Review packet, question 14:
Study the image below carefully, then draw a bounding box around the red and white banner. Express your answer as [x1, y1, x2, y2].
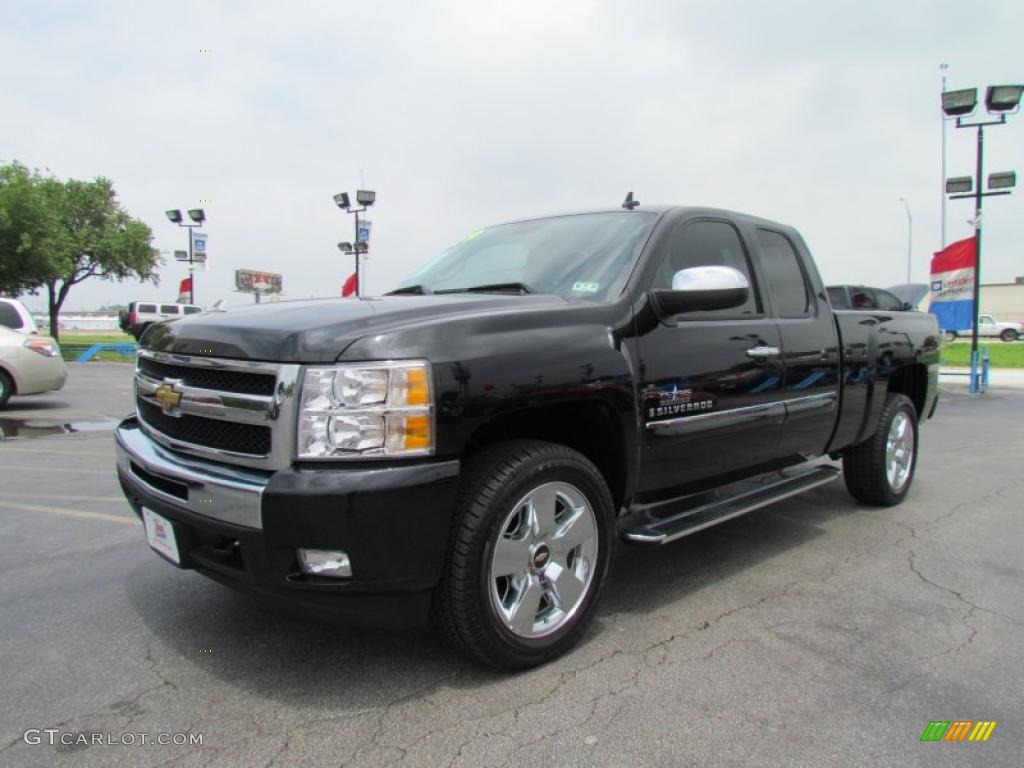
[342, 272, 358, 298]
[177, 277, 192, 304]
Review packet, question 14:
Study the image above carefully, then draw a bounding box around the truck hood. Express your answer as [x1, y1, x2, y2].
[140, 294, 571, 362]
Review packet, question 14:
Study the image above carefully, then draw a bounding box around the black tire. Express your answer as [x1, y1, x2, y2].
[1000, 329, 1018, 343]
[843, 394, 918, 506]
[0, 370, 12, 408]
[434, 439, 615, 669]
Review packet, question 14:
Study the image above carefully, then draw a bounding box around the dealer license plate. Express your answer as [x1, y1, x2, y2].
[142, 507, 180, 565]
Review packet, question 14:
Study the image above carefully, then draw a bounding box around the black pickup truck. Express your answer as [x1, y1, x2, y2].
[116, 205, 940, 668]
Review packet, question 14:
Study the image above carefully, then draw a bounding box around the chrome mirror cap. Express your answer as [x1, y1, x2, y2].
[672, 266, 750, 292]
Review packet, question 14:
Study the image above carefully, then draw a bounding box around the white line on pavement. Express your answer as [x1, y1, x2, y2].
[0, 500, 136, 525]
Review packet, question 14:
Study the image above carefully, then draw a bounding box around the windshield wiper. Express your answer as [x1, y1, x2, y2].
[436, 282, 535, 295]
[386, 284, 432, 295]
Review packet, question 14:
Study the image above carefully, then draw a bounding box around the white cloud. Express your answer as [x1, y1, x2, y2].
[2, 0, 1022, 311]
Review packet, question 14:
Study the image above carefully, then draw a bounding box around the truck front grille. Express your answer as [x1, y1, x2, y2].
[137, 400, 272, 456]
[134, 351, 302, 469]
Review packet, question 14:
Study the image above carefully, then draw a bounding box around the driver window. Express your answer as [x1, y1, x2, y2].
[653, 220, 760, 315]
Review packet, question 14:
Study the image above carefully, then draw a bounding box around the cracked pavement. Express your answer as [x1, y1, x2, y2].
[0, 365, 1021, 766]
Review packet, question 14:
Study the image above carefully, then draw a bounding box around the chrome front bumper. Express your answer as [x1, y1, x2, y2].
[115, 419, 269, 529]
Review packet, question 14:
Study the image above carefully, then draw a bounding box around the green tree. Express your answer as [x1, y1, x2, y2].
[0, 161, 161, 340]
[0, 163, 61, 296]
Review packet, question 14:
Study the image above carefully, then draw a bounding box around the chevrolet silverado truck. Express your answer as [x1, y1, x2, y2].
[116, 205, 940, 669]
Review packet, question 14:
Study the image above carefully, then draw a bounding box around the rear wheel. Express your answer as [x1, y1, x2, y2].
[1000, 328, 1019, 342]
[435, 440, 614, 669]
[843, 394, 918, 506]
[0, 370, 12, 408]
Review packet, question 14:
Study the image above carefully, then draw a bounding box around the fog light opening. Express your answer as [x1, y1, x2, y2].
[297, 549, 352, 578]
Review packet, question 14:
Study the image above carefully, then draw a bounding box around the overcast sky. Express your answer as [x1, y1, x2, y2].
[3, 0, 1022, 311]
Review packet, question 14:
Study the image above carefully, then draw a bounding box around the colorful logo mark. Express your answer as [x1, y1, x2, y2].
[920, 721, 997, 742]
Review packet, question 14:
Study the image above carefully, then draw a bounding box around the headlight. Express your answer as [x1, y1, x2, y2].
[297, 361, 433, 459]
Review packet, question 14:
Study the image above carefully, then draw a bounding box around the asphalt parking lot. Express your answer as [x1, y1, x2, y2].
[0, 362, 1021, 767]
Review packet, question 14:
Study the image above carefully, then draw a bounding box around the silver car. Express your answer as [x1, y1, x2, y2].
[0, 325, 68, 408]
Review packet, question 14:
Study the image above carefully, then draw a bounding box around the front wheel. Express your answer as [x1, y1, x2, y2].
[843, 393, 918, 506]
[435, 440, 615, 669]
[1000, 329, 1019, 342]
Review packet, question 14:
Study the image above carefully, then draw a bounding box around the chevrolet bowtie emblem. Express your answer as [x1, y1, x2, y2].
[154, 382, 183, 414]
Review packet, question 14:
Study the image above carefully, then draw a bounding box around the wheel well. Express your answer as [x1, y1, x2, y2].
[887, 364, 927, 418]
[464, 401, 627, 511]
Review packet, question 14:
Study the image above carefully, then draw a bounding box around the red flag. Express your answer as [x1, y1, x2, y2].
[178, 277, 192, 303]
[342, 272, 358, 297]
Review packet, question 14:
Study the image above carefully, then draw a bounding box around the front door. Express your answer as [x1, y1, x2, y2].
[634, 217, 786, 503]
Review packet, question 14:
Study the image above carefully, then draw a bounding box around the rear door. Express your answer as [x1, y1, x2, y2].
[634, 216, 786, 501]
[753, 228, 840, 459]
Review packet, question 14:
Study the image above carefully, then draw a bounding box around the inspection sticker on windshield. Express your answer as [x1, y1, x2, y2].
[572, 281, 600, 293]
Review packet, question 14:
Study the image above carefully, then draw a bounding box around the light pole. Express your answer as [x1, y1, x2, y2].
[165, 208, 206, 304]
[942, 84, 1022, 393]
[899, 197, 912, 283]
[940, 63, 949, 248]
[333, 190, 376, 297]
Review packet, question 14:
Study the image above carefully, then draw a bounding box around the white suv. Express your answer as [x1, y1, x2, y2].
[0, 297, 40, 334]
[119, 301, 203, 340]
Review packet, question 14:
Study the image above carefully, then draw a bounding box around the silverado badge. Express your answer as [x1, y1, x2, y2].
[154, 381, 183, 415]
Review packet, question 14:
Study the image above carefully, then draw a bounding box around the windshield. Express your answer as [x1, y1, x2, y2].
[395, 212, 656, 300]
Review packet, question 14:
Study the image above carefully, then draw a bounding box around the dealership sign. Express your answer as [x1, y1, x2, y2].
[235, 269, 283, 294]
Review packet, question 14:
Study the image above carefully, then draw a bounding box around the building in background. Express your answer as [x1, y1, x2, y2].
[980, 277, 1024, 324]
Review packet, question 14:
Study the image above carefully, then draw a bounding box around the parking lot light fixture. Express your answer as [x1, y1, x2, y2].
[333, 189, 378, 298]
[942, 88, 979, 117]
[945, 177, 973, 194]
[987, 171, 1016, 190]
[167, 205, 207, 304]
[985, 85, 1024, 113]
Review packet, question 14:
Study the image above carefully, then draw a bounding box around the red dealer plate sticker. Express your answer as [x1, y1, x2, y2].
[142, 508, 180, 565]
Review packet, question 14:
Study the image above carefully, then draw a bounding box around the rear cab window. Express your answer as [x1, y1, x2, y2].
[183, 306, 202, 315]
[137, 303, 157, 314]
[756, 229, 812, 317]
[159, 305, 180, 315]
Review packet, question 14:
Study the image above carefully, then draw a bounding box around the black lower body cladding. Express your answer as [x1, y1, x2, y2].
[116, 419, 461, 627]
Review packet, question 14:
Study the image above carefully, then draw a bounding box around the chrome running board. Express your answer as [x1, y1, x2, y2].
[622, 466, 840, 545]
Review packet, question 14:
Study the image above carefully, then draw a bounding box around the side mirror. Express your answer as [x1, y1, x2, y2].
[651, 266, 750, 317]
[901, 302, 915, 312]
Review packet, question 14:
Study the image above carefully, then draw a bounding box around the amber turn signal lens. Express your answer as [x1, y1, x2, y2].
[404, 367, 430, 406]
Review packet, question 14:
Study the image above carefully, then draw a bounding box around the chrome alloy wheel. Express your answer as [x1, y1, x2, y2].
[885, 410, 915, 492]
[488, 481, 599, 639]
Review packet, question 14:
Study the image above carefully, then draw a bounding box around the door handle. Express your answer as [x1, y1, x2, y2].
[746, 346, 780, 358]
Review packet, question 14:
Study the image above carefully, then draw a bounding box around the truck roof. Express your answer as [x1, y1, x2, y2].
[499, 205, 796, 233]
